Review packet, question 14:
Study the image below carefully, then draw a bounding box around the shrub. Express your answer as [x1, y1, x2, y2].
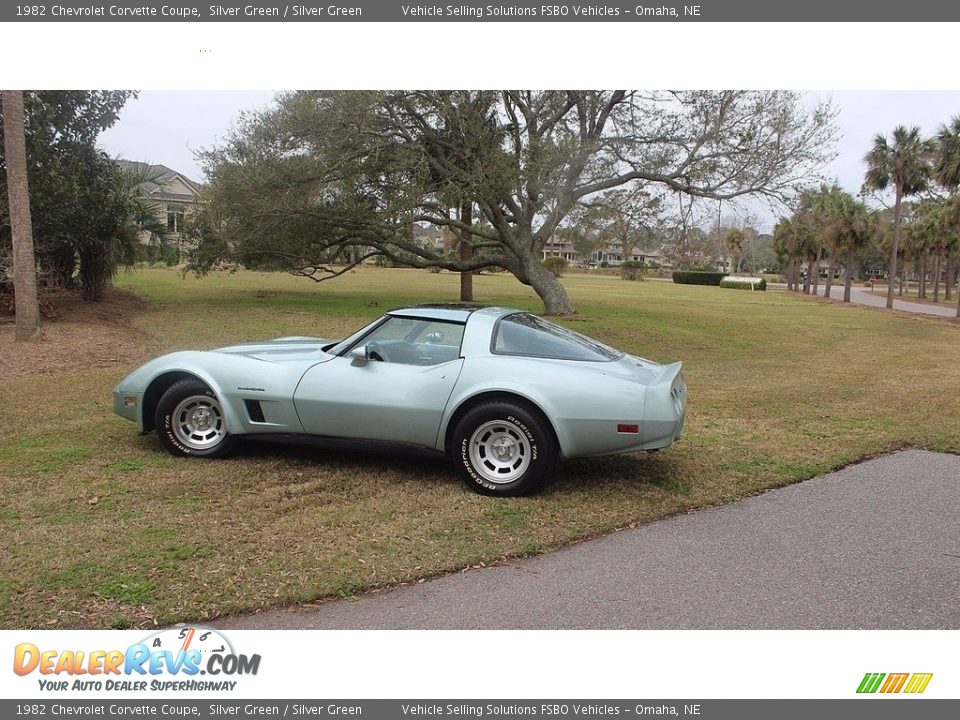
[543, 256, 569, 278]
[720, 276, 767, 291]
[672, 270, 727, 286]
[141, 242, 180, 267]
[620, 260, 645, 281]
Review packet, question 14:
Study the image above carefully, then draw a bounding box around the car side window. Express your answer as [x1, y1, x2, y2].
[357, 317, 465, 366]
[493, 313, 622, 362]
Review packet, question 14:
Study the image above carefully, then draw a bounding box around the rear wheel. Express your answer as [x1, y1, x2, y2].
[451, 401, 557, 497]
[155, 379, 236, 458]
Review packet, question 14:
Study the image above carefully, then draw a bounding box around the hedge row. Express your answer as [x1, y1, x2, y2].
[671, 271, 727, 286]
[720, 276, 767, 291]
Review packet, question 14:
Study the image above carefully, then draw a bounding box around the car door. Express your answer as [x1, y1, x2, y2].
[293, 317, 465, 449]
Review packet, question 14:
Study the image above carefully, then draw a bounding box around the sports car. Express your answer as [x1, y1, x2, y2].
[113, 304, 686, 496]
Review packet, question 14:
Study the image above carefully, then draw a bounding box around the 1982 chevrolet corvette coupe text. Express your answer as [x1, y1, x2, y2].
[113, 305, 687, 496]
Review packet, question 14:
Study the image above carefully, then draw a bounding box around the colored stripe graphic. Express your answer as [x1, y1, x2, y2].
[880, 673, 909, 693]
[857, 672, 932, 694]
[857, 673, 885, 693]
[904, 673, 933, 694]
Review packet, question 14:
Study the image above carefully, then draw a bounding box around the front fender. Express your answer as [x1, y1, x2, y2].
[113, 351, 312, 435]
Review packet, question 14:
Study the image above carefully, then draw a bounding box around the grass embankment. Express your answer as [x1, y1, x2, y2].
[1, 266, 958, 628]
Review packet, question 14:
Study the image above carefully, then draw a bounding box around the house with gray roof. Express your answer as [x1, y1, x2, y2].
[116, 160, 204, 252]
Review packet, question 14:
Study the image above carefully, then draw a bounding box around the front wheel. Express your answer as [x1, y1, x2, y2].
[451, 401, 557, 497]
[155, 379, 236, 458]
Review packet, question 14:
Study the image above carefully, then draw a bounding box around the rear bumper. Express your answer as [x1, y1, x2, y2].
[641, 371, 686, 449]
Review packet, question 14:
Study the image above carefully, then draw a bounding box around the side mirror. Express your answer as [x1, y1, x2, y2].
[349, 346, 368, 367]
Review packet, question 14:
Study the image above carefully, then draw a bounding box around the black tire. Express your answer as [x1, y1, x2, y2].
[451, 401, 558, 497]
[155, 379, 236, 458]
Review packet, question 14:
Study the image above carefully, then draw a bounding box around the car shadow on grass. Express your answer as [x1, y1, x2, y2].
[134, 432, 687, 498]
[550, 451, 690, 495]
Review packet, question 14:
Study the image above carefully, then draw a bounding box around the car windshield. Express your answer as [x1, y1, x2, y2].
[326, 316, 387, 357]
[493, 313, 623, 362]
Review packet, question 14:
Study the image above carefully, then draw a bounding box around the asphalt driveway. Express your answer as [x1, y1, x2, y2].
[815, 284, 957, 317]
[215, 450, 960, 629]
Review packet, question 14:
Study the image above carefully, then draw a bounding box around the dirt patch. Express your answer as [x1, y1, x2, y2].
[0, 289, 150, 381]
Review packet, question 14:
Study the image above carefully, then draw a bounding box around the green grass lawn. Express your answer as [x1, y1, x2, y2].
[2, 266, 959, 629]
[895, 288, 957, 308]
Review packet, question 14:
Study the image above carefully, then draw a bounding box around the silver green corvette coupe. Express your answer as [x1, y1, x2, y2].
[113, 304, 686, 496]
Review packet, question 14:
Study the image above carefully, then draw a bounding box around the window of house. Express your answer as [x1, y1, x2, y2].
[166, 204, 185, 233]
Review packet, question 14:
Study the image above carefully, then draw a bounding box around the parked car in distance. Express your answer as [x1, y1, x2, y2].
[113, 304, 687, 496]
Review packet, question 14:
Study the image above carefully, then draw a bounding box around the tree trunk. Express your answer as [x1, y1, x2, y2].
[887, 187, 903, 309]
[525, 256, 574, 315]
[824, 256, 834, 299]
[2, 90, 41, 340]
[458, 201, 473, 302]
[805, 257, 815, 294]
[919, 253, 927, 299]
[78, 243, 109, 302]
[946, 255, 954, 303]
[933, 252, 942, 303]
[844, 249, 854, 302]
[811, 249, 821, 295]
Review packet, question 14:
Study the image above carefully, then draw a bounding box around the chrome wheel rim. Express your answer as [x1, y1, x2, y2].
[468, 420, 531, 484]
[171, 395, 226, 450]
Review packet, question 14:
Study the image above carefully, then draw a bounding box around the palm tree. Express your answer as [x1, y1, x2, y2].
[723, 228, 745, 274]
[806, 185, 844, 299]
[2, 90, 41, 340]
[934, 115, 960, 189]
[773, 215, 815, 293]
[902, 208, 932, 299]
[943, 196, 960, 304]
[819, 190, 873, 303]
[804, 235, 822, 295]
[862, 126, 935, 309]
[934, 117, 960, 311]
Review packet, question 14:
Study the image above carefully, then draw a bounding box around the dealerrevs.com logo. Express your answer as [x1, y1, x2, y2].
[857, 673, 933, 694]
[13, 627, 260, 692]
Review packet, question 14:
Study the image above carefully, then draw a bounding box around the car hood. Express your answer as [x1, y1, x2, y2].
[212, 336, 337, 363]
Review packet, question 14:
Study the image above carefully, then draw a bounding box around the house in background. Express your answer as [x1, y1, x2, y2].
[116, 160, 203, 254]
[540, 237, 674, 269]
[412, 222, 457, 255]
[590, 244, 673, 268]
[541, 238, 579, 262]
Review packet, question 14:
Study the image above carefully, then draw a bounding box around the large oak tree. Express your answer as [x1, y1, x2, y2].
[192, 90, 837, 314]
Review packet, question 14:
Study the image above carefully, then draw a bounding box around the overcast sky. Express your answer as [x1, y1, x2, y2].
[98, 90, 960, 231]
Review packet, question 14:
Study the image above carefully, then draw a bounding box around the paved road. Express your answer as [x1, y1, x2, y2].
[215, 450, 960, 630]
[814, 283, 957, 317]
